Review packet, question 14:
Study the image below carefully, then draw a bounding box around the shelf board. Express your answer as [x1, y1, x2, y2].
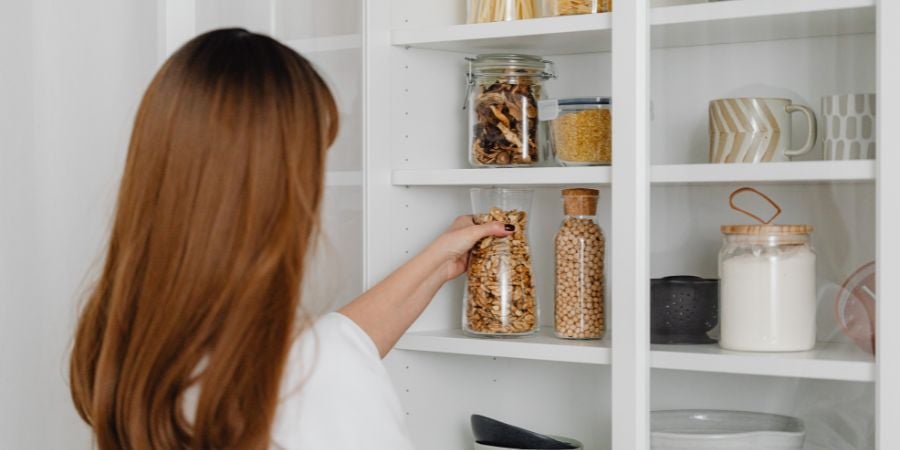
[391, 0, 873, 55]
[651, 0, 875, 49]
[395, 329, 873, 381]
[651, 341, 875, 382]
[395, 328, 611, 365]
[392, 13, 611, 55]
[392, 166, 611, 186]
[651, 160, 875, 184]
[391, 161, 872, 187]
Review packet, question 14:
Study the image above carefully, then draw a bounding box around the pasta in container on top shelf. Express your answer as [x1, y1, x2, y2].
[545, 0, 612, 15]
[467, 0, 540, 23]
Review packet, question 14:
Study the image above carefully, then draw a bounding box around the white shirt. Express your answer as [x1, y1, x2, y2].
[270, 312, 415, 450]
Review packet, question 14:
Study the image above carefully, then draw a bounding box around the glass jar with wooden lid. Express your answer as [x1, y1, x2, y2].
[718, 188, 816, 352]
[554, 188, 606, 340]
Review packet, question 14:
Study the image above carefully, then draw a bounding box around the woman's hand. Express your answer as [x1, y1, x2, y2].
[432, 215, 514, 282]
[341, 215, 513, 358]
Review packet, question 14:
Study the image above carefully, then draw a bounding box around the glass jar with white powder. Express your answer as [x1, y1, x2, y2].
[718, 224, 816, 352]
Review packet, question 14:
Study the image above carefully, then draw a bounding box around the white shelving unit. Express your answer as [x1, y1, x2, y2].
[370, 0, 896, 448]
[166, 0, 899, 449]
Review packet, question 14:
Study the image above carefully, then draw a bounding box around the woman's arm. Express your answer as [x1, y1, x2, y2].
[340, 216, 513, 357]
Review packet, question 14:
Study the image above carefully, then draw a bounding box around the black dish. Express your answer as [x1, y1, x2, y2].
[651, 276, 719, 345]
[471, 415, 577, 449]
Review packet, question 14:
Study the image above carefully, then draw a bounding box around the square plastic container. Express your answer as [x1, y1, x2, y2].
[541, 97, 612, 166]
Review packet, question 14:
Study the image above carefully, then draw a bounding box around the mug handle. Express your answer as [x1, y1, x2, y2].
[784, 104, 818, 157]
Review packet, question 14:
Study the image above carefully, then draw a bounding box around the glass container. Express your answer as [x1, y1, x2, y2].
[466, 54, 556, 167]
[544, 0, 612, 16]
[718, 224, 816, 352]
[468, 0, 541, 24]
[541, 97, 612, 166]
[464, 188, 538, 337]
[554, 188, 605, 339]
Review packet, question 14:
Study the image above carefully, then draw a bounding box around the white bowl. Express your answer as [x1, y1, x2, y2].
[474, 435, 583, 450]
[651, 410, 805, 450]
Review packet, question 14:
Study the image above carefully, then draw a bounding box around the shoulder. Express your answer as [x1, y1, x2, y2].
[284, 312, 382, 388]
[270, 313, 415, 450]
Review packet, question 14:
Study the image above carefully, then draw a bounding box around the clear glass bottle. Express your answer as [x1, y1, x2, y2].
[719, 225, 816, 352]
[466, 54, 556, 167]
[464, 188, 538, 337]
[554, 188, 606, 339]
[468, 0, 541, 24]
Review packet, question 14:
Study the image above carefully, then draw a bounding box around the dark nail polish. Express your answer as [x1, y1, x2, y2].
[504, 224, 515, 231]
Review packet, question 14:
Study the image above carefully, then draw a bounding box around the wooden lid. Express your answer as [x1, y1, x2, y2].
[562, 188, 599, 216]
[562, 188, 599, 197]
[721, 224, 813, 235]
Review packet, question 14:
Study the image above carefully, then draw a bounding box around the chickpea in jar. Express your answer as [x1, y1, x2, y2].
[554, 188, 606, 339]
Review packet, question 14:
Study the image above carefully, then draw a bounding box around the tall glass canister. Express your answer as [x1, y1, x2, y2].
[554, 188, 606, 339]
[464, 188, 538, 337]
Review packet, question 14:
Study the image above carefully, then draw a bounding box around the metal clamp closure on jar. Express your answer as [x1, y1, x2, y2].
[463, 54, 557, 110]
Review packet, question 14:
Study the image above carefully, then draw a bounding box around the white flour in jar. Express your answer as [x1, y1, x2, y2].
[720, 244, 816, 352]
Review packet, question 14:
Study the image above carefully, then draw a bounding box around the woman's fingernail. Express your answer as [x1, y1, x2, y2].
[504, 224, 515, 231]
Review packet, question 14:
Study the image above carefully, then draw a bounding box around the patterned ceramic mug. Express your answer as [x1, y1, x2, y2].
[709, 97, 817, 163]
[822, 94, 876, 160]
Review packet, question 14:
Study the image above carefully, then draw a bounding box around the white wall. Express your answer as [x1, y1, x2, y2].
[0, 1, 158, 448]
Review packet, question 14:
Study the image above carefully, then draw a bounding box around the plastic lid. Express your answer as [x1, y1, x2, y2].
[559, 97, 611, 106]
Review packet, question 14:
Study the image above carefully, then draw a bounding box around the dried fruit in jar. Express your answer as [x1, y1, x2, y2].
[472, 81, 540, 166]
[466, 208, 537, 334]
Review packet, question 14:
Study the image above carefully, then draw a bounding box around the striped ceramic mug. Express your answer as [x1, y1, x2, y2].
[709, 97, 817, 163]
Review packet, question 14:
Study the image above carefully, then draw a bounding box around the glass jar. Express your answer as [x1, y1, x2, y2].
[466, 54, 556, 167]
[464, 188, 538, 337]
[541, 97, 612, 166]
[554, 188, 606, 339]
[544, 0, 612, 16]
[468, 0, 541, 24]
[718, 225, 816, 352]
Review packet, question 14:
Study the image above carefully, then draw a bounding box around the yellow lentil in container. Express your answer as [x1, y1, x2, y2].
[551, 107, 612, 165]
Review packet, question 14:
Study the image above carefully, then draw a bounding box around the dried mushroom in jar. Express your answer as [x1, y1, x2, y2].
[465, 208, 537, 335]
[471, 80, 541, 166]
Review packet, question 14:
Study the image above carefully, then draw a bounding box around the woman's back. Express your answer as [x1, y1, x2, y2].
[69, 28, 340, 449]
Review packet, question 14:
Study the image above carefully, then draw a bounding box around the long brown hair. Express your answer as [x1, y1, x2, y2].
[70, 29, 339, 449]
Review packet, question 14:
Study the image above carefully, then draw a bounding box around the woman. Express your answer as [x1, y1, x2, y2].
[69, 29, 512, 449]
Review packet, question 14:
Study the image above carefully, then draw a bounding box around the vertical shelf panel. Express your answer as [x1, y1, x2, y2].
[610, 1, 651, 449]
[876, 0, 900, 447]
